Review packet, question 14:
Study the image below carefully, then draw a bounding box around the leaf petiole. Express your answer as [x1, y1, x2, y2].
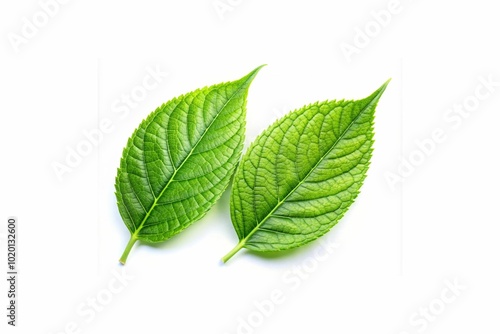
[119, 234, 138, 265]
[221, 239, 246, 263]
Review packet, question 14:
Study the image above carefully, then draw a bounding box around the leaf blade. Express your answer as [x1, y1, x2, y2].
[224, 80, 389, 262]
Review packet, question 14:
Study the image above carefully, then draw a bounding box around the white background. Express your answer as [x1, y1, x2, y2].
[1, 1, 499, 333]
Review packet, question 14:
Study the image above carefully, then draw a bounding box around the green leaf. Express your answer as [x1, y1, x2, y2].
[116, 66, 264, 264]
[222, 80, 390, 262]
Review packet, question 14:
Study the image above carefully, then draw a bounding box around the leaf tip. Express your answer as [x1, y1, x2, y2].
[379, 78, 391, 92]
[241, 64, 266, 83]
[254, 64, 267, 72]
[363, 78, 391, 105]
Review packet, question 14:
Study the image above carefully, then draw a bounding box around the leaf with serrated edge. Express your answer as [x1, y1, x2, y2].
[222, 80, 390, 262]
[116, 66, 264, 264]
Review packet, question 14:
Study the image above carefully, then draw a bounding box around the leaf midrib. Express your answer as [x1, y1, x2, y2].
[132, 78, 251, 239]
[239, 94, 380, 246]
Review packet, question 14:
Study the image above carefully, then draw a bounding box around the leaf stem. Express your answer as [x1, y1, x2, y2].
[119, 235, 138, 265]
[221, 239, 245, 263]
